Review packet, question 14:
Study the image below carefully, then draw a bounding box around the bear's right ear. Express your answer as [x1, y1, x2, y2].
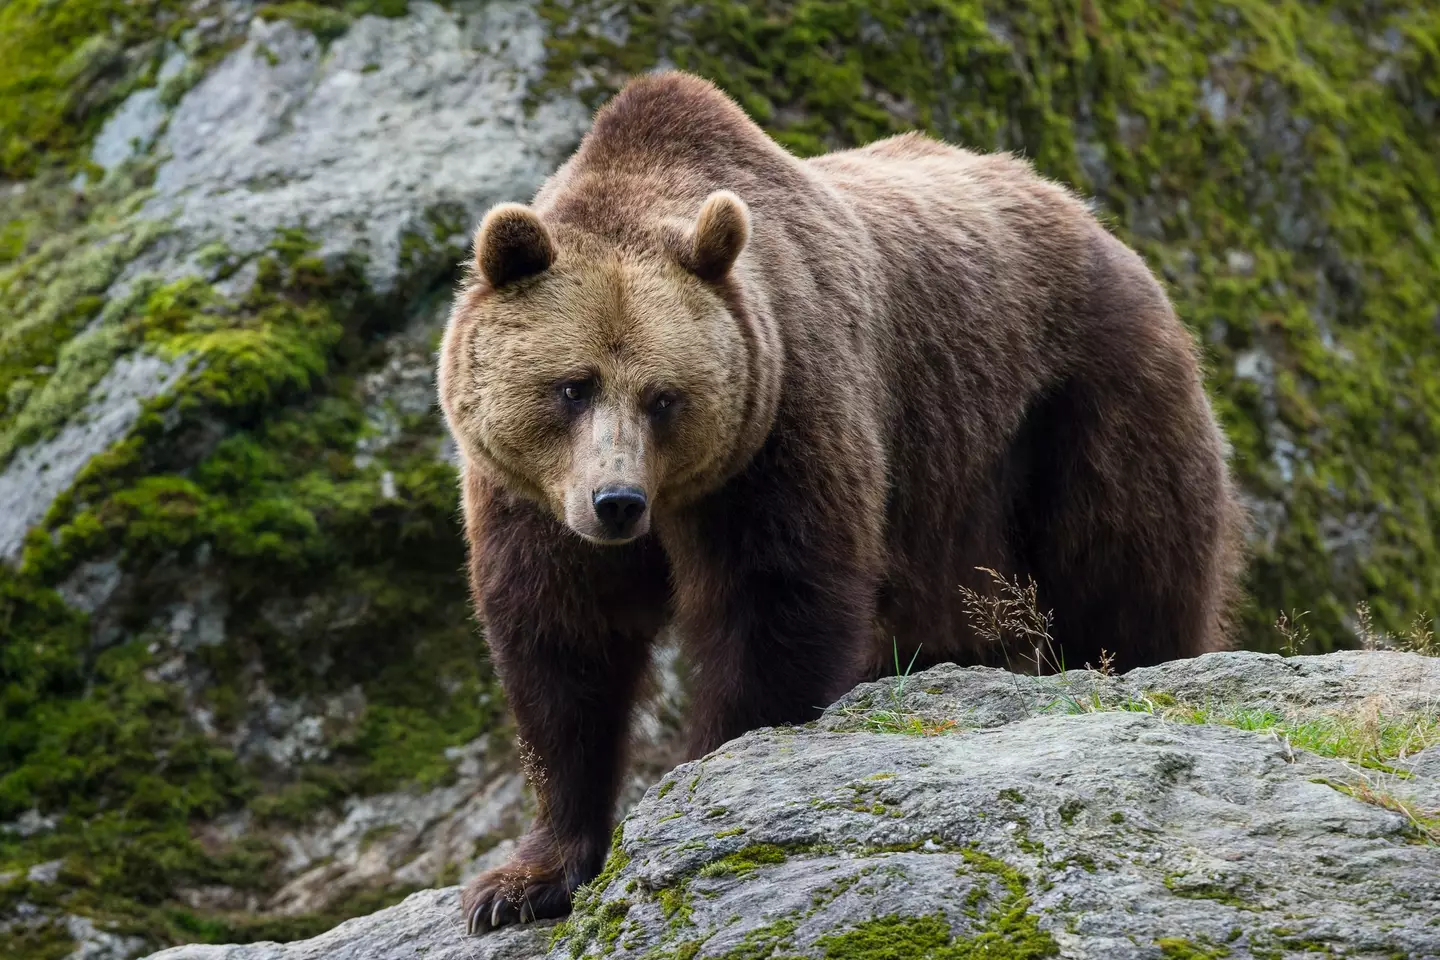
[474, 203, 555, 289]
[684, 190, 750, 283]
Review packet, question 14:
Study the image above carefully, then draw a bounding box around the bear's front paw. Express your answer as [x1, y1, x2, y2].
[461, 859, 576, 934]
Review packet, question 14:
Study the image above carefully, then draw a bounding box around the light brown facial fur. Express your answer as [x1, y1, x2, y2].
[439, 193, 755, 544]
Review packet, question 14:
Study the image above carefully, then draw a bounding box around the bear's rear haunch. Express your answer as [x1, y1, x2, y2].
[437, 71, 1244, 932]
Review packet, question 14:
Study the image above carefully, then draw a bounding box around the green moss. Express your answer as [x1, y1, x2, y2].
[816, 908, 1058, 960]
[552, 825, 634, 954]
[0, 0, 193, 179]
[1163, 875, 1254, 909]
[1156, 937, 1232, 960]
[0, 169, 167, 457]
[809, 867, 871, 910]
[656, 881, 694, 930]
[1056, 853, 1095, 873]
[539, 0, 1440, 653]
[0, 210, 489, 956]
[0, 571, 264, 928]
[630, 845, 1049, 960]
[1086, 695, 1440, 773]
[256, 0, 410, 44]
[713, 918, 799, 960]
[0, 920, 75, 960]
[698, 843, 789, 878]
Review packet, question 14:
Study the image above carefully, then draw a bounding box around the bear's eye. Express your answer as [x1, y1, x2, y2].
[559, 379, 594, 407]
[649, 390, 681, 418]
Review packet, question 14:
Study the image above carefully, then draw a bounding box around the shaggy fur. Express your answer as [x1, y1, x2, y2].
[437, 71, 1244, 933]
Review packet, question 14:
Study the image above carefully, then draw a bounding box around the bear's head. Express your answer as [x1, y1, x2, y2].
[439, 190, 775, 544]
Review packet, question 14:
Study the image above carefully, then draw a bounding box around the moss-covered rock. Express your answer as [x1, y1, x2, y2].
[137, 653, 1440, 960]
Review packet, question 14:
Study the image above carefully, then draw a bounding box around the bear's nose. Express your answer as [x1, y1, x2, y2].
[592, 486, 648, 537]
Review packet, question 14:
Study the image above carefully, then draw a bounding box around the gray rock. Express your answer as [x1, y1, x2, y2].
[63, 914, 148, 960]
[56, 559, 125, 614]
[0, 809, 58, 838]
[25, 860, 62, 885]
[145, 651, 1440, 959]
[91, 88, 167, 172]
[0, 350, 187, 560]
[1403, 745, 1440, 779]
[138, 0, 590, 294]
[1121, 648, 1440, 715]
[823, 649, 1440, 732]
[1, 0, 591, 567]
[143, 887, 550, 960]
[253, 638, 685, 918]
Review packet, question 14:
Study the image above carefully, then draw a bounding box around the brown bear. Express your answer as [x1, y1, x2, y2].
[437, 70, 1243, 932]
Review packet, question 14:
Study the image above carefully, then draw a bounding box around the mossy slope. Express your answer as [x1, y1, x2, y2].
[0, 221, 491, 956]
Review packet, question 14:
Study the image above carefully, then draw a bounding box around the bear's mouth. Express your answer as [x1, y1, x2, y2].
[567, 511, 652, 546]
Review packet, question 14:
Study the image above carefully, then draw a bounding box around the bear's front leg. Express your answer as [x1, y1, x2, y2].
[664, 469, 885, 759]
[460, 635, 651, 932]
[460, 492, 668, 934]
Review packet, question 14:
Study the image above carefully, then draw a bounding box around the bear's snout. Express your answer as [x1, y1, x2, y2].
[591, 486, 649, 541]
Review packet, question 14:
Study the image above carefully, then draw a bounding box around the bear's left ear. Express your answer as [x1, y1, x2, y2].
[474, 202, 556, 289]
[684, 190, 750, 283]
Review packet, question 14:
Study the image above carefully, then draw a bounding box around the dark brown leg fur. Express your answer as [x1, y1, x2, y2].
[663, 444, 883, 759]
[1004, 353, 1234, 671]
[460, 484, 669, 933]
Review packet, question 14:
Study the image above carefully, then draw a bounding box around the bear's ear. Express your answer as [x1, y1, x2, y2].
[686, 190, 750, 283]
[474, 203, 555, 288]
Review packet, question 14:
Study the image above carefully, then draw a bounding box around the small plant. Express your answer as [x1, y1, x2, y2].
[836, 639, 960, 736]
[1274, 609, 1310, 656]
[1355, 601, 1382, 651]
[1402, 612, 1437, 656]
[958, 566, 1061, 674]
[509, 737, 562, 914]
[1084, 648, 1116, 678]
[1350, 601, 1438, 656]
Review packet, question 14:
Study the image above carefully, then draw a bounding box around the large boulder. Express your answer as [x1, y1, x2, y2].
[145, 651, 1440, 959]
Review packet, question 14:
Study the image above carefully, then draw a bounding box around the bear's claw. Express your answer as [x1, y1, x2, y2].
[461, 862, 573, 935]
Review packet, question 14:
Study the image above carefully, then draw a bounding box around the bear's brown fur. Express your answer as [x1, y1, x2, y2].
[437, 71, 1244, 932]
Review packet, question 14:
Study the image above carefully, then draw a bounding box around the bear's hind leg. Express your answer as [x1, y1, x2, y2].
[1012, 373, 1236, 673]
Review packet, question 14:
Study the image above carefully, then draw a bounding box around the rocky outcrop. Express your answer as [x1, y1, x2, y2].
[144, 887, 548, 960]
[0, 0, 589, 558]
[146, 650, 1440, 959]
